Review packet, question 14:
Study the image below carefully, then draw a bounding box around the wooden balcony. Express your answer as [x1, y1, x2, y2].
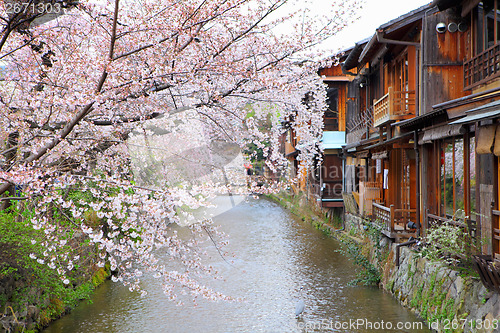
[464, 42, 500, 90]
[373, 203, 416, 241]
[373, 87, 416, 128]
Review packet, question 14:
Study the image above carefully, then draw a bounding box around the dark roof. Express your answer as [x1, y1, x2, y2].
[449, 100, 500, 124]
[341, 37, 370, 71]
[357, 34, 378, 67]
[343, 136, 380, 151]
[356, 3, 436, 68]
[397, 109, 448, 130]
[378, 3, 435, 34]
[364, 132, 414, 150]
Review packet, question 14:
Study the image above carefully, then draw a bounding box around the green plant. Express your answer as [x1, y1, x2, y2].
[0, 193, 112, 331]
[337, 234, 380, 286]
[421, 211, 481, 267]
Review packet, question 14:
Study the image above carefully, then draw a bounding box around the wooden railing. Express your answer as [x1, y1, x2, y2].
[493, 209, 500, 261]
[472, 209, 500, 293]
[373, 203, 416, 234]
[427, 212, 476, 239]
[373, 203, 392, 231]
[472, 255, 500, 293]
[373, 87, 416, 127]
[464, 42, 500, 90]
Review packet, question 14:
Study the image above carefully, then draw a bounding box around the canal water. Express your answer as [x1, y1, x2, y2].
[43, 196, 430, 332]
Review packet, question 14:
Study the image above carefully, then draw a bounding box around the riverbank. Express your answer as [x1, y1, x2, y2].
[267, 192, 500, 333]
[41, 194, 428, 332]
[0, 202, 110, 333]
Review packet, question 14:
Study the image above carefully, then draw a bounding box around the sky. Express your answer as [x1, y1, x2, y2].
[317, 0, 433, 54]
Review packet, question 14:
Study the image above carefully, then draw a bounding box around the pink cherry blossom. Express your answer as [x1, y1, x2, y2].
[0, 0, 361, 301]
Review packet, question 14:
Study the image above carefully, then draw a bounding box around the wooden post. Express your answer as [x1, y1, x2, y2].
[464, 132, 470, 217]
[390, 204, 395, 232]
[388, 86, 394, 118]
[480, 184, 493, 255]
[426, 209, 430, 233]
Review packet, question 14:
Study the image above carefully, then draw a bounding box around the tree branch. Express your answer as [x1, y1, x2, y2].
[0, 0, 122, 195]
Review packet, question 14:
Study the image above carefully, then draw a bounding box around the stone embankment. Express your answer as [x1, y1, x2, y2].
[344, 214, 500, 333]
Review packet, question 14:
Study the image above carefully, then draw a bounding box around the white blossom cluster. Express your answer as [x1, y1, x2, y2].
[0, 0, 361, 301]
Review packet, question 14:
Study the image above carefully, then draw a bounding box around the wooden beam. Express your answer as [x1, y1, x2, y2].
[462, 0, 481, 17]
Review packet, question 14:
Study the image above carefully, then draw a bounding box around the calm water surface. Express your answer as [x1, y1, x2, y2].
[43, 196, 430, 332]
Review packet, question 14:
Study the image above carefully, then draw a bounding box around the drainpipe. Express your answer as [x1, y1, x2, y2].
[395, 238, 418, 266]
[341, 64, 359, 77]
[342, 156, 345, 192]
[414, 130, 421, 237]
[421, 7, 437, 116]
[335, 207, 346, 232]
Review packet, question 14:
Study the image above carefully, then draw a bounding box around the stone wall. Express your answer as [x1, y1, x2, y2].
[344, 213, 500, 333]
[385, 246, 500, 332]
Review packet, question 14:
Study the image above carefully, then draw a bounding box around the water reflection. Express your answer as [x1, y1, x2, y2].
[43, 196, 430, 332]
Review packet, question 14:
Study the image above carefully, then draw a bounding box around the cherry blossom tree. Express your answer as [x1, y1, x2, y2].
[0, 0, 360, 301]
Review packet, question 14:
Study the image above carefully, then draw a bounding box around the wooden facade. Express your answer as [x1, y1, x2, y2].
[315, 61, 350, 208]
[280, 59, 350, 200]
[324, 0, 500, 292]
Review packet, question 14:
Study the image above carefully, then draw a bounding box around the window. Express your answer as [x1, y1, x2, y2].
[325, 88, 339, 131]
[440, 138, 465, 217]
[476, 1, 500, 53]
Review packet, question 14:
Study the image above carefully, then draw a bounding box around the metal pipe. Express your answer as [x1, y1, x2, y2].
[414, 130, 421, 237]
[376, 30, 421, 47]
[341, 63, 358, 77]
[395, 239, 418, 266]
[422, 7, 434, 116]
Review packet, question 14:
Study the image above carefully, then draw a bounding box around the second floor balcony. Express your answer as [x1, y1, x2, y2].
[373, 87, 416, 128]
[464, 42, 500, 90]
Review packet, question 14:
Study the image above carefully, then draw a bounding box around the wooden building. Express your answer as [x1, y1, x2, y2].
[330, 0, 500, 290]
[341, 4, 440, 241]
[316, 60, 351, 209]
[281, 53, 351, 209]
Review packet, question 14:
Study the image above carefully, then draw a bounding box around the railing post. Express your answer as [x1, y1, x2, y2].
[388, 86, 394, 117]
[390, 204, 395, 232]
[425, 208, 429, 232]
